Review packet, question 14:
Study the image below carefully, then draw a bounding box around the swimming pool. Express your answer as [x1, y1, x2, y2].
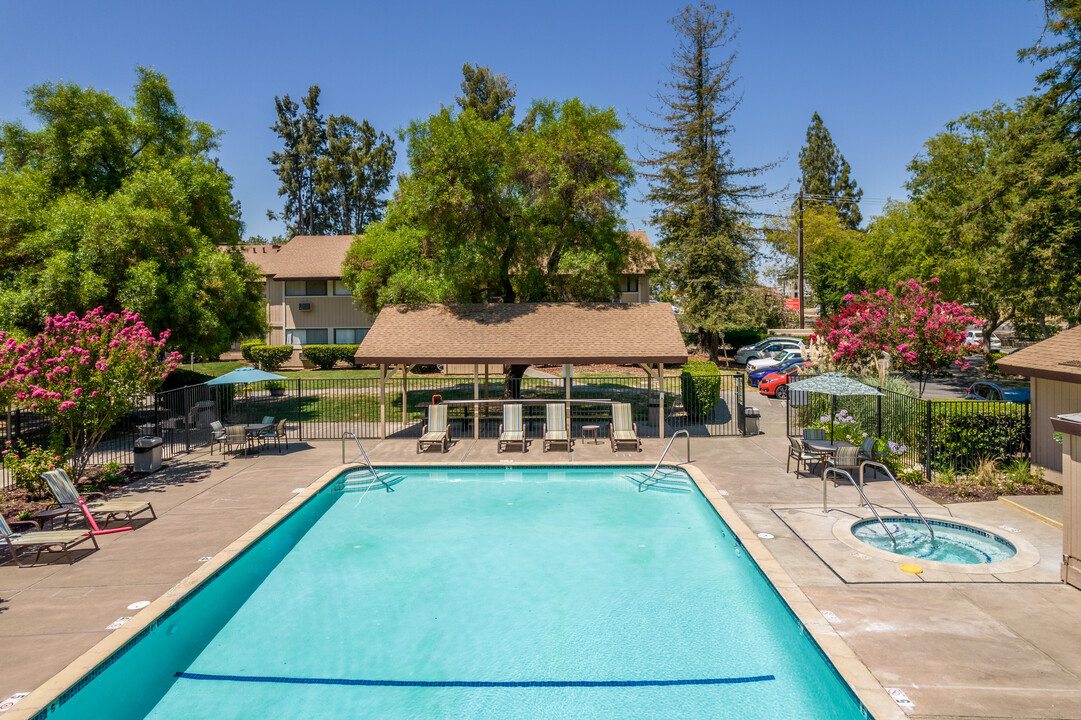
[30, 465, 870, 719]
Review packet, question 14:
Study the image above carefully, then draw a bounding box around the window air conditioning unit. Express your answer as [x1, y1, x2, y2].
[298, 302, 312, 312]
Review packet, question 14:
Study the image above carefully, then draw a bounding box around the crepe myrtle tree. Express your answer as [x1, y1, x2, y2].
[0, 308, 181, 479]
[813, 279, 974, 396]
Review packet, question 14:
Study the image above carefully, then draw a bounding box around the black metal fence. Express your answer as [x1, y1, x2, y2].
[786, 386, 1031, 479]
[1, 373, 747, 490]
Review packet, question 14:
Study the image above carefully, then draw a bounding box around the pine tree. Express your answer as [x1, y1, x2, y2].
[638, 2, 774, 360]
[456, 64, 516, 121]
[798, 112, 863, 229]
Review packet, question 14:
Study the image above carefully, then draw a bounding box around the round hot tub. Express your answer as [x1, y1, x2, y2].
[852, 517, 1016, 564]
[832, 514, 1040, 575]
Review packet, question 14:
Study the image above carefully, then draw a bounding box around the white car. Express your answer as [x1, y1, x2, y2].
[734, 338, 804, 365]
[962, 329, 1002, 352]
[746, 349, 805, 374]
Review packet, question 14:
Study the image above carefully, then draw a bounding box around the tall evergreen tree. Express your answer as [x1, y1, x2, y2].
[638, 2, 774, 360]
[456, 64, 517, 121]
[269, 86, 394, 237]
[798, 112, 863, 229]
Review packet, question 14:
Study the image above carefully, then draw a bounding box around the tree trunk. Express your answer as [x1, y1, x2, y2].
[503, 364, 528, 399]
[707, 331, 719, 362]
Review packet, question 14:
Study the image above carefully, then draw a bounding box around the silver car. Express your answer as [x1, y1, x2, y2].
[734, 338, 804, 365]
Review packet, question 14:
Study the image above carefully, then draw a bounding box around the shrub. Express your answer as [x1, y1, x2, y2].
[724, 329, 767, 351]
[335, 345, 359, 366]
[680, 360, 721, 421]
[2, 438, 68, 498]
[985, 352, 1007, 375]
[161, 367, 215, 390]
[99, 461, 126, 487]
[301, 345, 339, 370]
[928, 403, 1029, 469]
[249, 345, 294, 371]
[240, 339, 266, 364]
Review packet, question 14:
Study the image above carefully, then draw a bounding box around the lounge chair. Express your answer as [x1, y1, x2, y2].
[803, 428, 827, 441]
[498, 403, 526, 453]
[543, 403, 572, 452]
[609, 402, 641, 452]
[224, 425, 255, 456]
[787, 436, 825, 477]
[0, 513, 97, 567]
[258, 419, 289, 453]
[210, 420, 227, 455]
[40, 469, 156, 529]
[417, 404, 451, 453]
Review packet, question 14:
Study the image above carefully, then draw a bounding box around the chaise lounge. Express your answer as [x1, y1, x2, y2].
[1, 513, 97, 567]
[543, 403, 572, 452]
[41, 469, 156, 529]
[417, 404, 452, 453]
[498, 403, 526, 453]
[609, 402, 641, 452]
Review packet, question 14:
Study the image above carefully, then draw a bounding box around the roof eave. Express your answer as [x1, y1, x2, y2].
[994, 362, 1081, 384]
[353, 355, 688, 366]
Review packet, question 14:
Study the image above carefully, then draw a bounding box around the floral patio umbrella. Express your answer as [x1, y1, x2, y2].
[787, 372, 881, 441]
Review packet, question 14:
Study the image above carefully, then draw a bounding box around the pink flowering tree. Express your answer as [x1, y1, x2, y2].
[0, 309, 181, 480]
[814, 279, 975, 396]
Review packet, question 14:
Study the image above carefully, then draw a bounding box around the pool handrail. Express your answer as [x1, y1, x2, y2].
[341, 431, 394, 492]
[860, 460, 934, 543]
[649, 429, 691, 478]
[823, 466, 897, 549]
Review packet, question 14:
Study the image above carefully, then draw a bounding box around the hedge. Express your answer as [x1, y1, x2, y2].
[680, 360, 721, 421]
[249, 344, 294, 371]
[240, 338, 266, 364]
[928, 403, 1029, 470]
[300, 345, 359, 370]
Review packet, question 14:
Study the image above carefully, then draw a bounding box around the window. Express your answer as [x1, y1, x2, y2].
[334, 328, 369, 344]
[333, 280, 352, 296]
[286, 328, 329, 346]
[285, 280, 328, 296]
[621, 276, 639, 293]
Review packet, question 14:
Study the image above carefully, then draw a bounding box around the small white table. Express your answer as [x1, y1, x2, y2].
[582, 425, 600, 444]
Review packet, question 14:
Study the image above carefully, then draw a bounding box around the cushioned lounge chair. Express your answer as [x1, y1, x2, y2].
[417, 404, 451, 453]
[543, 403, 572, 452]
[498, 403, 526, 453]
[40, 469, 156, 529]
[609, 402, 640, 452]
[0, 513, 97, 567]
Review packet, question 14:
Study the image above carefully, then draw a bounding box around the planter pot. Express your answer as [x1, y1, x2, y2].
[269, 388, 285, 397]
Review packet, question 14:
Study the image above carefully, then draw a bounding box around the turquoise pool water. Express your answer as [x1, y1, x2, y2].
[853, 516, 1016, 564]
[39, 466, 868, 719]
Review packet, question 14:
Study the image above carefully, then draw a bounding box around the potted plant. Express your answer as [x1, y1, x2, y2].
[266, 380, 286, 397]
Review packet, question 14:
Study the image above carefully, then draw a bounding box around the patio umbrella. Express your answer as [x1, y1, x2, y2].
[205, 367, 287, 385]
[786, 372, 881, 441]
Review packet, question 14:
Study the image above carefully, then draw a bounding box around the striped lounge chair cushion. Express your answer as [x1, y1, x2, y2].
[420, 431, 445, 442]
[546, 430, 568, 441]
[428, 404, 448, 432]
[500, 431, 525, 441]
[613, 430, 638, 440]
[546, 404, 566, 432]
[833, 446, 861, 466]
[612, 403, 634, 431]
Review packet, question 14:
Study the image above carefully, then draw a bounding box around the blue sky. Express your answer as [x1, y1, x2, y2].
[0, 0, 1049, 240]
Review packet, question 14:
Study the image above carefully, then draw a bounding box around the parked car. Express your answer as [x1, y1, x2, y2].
[962, 329, 1002, 352]
[964, 381, 1030, 404]
[759, 361, 814, 399]
[734, 337, 804, 365]
[747, 349, 805, 375]
[748, 355, 807, 387]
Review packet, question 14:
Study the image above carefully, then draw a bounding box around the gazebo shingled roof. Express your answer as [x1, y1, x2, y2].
[354, 302, 688, 366]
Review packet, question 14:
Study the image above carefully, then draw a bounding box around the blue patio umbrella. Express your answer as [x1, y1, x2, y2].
[786, 372, 882, 441]
[205, 367, 288, 385]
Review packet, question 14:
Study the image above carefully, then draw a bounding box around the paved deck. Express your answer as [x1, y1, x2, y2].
[1, 400, 1080, 718]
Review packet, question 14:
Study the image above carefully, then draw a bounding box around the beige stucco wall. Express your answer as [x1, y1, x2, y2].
[1032, 377, 1081, 473]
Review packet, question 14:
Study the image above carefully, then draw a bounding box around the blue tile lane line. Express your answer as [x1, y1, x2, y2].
[174, 672, 776, 688]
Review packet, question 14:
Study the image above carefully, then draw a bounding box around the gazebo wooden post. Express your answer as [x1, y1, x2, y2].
[379, 364, 387, 439]
[401, 363, 408, 426]
[473, 364, 480, 440]
[658, 362, 666, 439]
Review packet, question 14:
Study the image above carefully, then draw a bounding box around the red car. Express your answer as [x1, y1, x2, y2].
[758, 361, 813, 399]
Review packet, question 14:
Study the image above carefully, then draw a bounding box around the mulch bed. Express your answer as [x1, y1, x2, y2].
[907, 481, 1062, 504]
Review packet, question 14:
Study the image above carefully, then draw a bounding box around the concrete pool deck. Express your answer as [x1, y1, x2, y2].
[1, 408, 1080, 718]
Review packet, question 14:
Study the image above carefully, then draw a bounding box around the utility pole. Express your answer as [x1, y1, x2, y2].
[797, 189, 805, 329]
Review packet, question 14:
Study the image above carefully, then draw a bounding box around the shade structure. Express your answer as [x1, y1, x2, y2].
[205, 367, 287, 386]
[786, 372, 882, 397]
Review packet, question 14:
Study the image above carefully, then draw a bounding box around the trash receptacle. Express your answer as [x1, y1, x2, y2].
[743, 407, 761, 436]
[648, 397, 661, 426]
[133, 436, 163, 473]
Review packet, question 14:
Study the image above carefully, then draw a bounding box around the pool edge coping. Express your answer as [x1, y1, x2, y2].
[681, 464, 909, 720]
[11, 460, 906, 720]
[6, 462, 362, 720]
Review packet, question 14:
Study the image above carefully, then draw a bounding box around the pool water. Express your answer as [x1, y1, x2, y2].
[40, 466, 868, 719]
[853, 517, 1017, 564]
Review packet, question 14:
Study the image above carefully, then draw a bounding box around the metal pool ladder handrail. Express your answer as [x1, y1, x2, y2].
[860, 460, 934, 543]
[823, 466, 897, 549]
[649, 429, 691, 478]
[342, 432, 393, 492]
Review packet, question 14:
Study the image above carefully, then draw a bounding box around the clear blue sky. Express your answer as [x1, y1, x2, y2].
[0, 0, 1049, 240]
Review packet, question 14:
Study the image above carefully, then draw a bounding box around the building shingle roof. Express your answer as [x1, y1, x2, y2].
[270, 235, 356, 280]
[220, 244, 286, 276]
[996, 324, 1081, 383]
[355, 302, 688, 365]
[625, 230, 660, 274]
